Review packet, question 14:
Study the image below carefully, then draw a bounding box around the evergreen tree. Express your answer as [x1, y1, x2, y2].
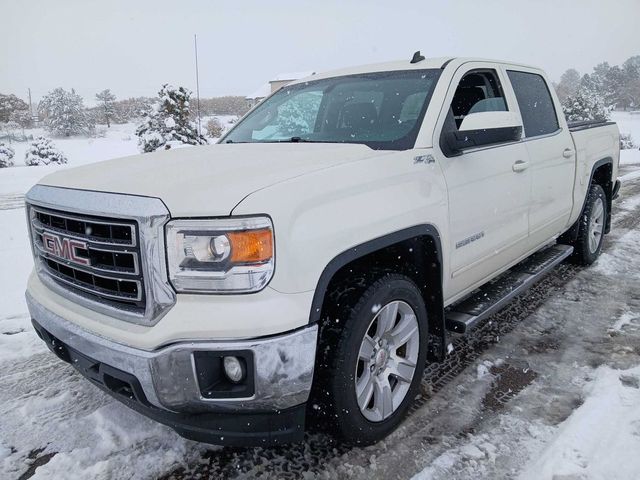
[275, 92, 322, 137]
[95, 89, 117, 127]
[623, 56, 640, 78]
[0, 143, 15, 168]
[24, 137, 67, 165]
[135, 84, 207, 152]
[39, 88, 91, 137]
[9, 109, 33, 128]
[0, 94, 29, 123]
[555, 69, 581, 103]
[562, 82, 611, 122]
[621, 57, 640, 109]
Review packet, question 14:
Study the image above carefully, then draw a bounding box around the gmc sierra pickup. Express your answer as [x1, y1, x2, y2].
[25, 55, 620, 447]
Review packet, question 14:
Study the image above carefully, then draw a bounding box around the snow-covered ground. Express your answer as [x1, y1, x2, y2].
[613, 111, 640, 167]
[0, 114, 639, 479]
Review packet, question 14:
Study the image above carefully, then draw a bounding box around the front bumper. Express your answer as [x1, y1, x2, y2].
[27, 292, 318, 445]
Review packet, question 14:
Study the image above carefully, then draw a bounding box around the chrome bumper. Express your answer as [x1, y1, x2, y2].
[26, 291, 318, 412]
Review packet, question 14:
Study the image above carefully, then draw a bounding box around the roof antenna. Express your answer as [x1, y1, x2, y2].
[410, 50, 425, 64]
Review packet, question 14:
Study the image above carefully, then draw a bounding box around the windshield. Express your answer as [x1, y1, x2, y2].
[222, 69, 441, 150]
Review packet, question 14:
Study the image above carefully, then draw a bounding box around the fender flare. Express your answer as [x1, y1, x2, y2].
[308, 224, 446, 361]
[560, 157, 614, 242]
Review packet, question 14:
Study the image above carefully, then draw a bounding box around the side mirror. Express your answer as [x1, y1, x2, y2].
[444, 111, 522, 155]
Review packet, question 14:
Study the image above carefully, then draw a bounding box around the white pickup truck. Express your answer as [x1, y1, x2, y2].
[25, 54, 620, 446]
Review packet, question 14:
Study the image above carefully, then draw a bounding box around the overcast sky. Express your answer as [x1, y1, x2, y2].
[1, 0, 639, 104]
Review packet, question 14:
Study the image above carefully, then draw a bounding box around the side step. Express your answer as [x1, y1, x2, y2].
[445, 244, 573, 334]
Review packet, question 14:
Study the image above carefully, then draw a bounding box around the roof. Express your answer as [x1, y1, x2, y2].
[288, 57, 542, 85]
[247, 57, 543, 98]
[288, 58, 453, 85]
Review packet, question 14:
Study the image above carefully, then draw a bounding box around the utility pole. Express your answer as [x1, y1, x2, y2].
[194, 34, 202, 137]
[28, 88, 33, 117]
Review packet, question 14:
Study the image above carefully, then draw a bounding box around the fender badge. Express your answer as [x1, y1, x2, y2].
[456, 231, 485, 249]
[414, 154, 435, 165]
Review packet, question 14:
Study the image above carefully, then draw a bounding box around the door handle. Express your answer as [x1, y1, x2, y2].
[562, 148, 575, 158]
[512, 160, 529, 172]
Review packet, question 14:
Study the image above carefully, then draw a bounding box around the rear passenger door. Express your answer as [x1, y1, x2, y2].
[433, 63, 531, 302]
[507, 69, 575, 246]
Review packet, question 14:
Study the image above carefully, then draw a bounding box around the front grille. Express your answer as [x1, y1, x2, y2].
[29, 206, 145, 311]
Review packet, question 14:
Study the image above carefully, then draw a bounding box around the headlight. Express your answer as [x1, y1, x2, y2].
[166, 217, 274, 293]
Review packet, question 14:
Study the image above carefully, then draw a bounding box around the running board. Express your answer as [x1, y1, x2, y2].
[445, 244, 574, 334]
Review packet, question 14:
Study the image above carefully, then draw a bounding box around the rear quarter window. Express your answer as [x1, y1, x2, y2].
[507, 71, 559, 137]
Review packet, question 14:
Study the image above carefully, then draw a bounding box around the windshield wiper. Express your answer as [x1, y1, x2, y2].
[262, 137, 319, 143]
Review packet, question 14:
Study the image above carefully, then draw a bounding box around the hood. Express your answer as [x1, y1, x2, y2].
[38, 143, 387, 216]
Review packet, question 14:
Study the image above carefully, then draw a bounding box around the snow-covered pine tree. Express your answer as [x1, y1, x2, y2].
[9, 109, 33, 128]
[276, 92, 322, 137]
[39, 88, 91, 137]
[95, 89, 117, 127]
[0, 94, 29, 123]
[0, 142, 15, 168]
[135, 84, 207, 153]
[24, 137, 67, 166]
[561, 81, 611, 123]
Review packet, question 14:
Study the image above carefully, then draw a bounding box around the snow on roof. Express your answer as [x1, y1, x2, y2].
[270, 71, 315, 82]
[290, 58, 453, 85]
[246, 71, 316, 99]
[246, 83, 271, 100]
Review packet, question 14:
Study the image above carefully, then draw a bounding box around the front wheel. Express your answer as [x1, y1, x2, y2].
[318, 274, 428, 445]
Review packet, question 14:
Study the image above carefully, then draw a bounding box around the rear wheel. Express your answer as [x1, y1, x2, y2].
[569, 183, 607, 265]
[317, 274, 428, 445]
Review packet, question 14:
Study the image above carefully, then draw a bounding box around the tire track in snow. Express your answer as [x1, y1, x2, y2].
[5, 178, 640, 480]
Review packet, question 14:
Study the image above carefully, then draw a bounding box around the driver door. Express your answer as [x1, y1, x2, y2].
[434, 64, 531, 302]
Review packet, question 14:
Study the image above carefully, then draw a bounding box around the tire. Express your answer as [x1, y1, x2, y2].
[315, 274, 428, 445]
[569, 183, 607, 265]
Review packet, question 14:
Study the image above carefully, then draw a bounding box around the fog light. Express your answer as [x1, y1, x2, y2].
[223, 356, 245, 383]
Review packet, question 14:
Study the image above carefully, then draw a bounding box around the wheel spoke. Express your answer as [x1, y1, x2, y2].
[356, 370, 375, 409]
[587, 198, 605, 254]
[592, 200, 603, 221]
[376, 302, 399, 337]
[593, 222, 603, 235]
[388, 314, 418, 347]
[389, 355, 416, 383]
[358, 335, 376, 361]
[373, 376, 394, 419]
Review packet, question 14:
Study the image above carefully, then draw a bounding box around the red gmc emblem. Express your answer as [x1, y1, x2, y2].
[42, 233, 90, 266]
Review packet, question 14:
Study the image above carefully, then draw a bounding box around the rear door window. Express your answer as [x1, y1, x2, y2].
[507, 71, 559, 137]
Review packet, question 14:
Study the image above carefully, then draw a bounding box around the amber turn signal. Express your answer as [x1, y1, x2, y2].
[228, 229, 273, 263]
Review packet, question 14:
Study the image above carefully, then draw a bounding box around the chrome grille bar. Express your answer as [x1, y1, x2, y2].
[43, 257, 143, 303]
[31, 207, 137, 247]
[29, 205, 145, 311]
